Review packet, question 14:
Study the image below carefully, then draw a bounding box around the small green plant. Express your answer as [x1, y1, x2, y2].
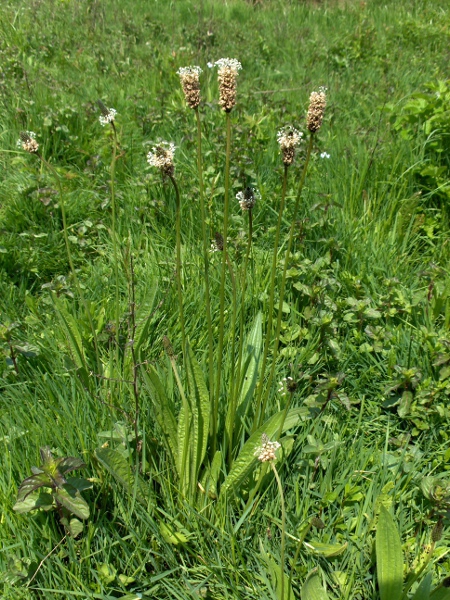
[13, 446, 91, 538]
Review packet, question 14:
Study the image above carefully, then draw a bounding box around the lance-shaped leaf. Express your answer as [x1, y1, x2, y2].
[301, 571, 329, 600]
[185, 342, 210, 495]
[376, 505, 403, 600]
[411, 573, 432, 600]
[142, 366, 178, 462]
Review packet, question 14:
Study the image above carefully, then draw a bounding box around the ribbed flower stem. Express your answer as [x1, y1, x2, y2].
[271, 461, 286, 600]
[195, 108, 214, 407]
[213, 112, 232, 456]
[227, 208, 253, 467]
[259, 134, 315, 424]
[254, 165, 288, 430]
[40, 155, 100, 374]
[110, 123, 121, 361]
[169, 175, 186, 354]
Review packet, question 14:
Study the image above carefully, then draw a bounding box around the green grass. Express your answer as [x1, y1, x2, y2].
[1, 0, 450, 598]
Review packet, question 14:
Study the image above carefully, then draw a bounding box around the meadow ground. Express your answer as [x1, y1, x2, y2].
[1, 0, 450, 598]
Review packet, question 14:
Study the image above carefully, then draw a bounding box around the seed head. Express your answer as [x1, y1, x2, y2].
[255, 433, 281, 463]
[17, 131, 39, 154]
[97, 100, 117, 126]
[236, 186, 260, 211]
[210, 232, 224, 252]
[431, 517, 444, 543]
[307, 87, 327, 134]
[278, 376, 298, 396]
[177, 66, 202, 109]
[215, 58, 242, 112]
[147, 141, 176, 177]
[277, 126, 302, 166]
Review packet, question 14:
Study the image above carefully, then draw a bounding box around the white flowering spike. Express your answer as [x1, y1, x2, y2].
[277, 126, 303, 166]
[177, 66, 202, 109]
[236, 187, 260, 211]
[215, 58, 242, 112]
[255, 434, 281, 463]
[17, 131, 39, 153]
[278, 376, 297, 396]
[147, 141, 176, 177]
[99, 108, 117, 126]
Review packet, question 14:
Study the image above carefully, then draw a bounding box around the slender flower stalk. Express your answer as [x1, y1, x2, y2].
[258, 88, 327, 426]
[258, 134, 315, 425]
[177, 63, 215, 410]
[255, 435, 286, 600]
[213, 110, 232, 456]
[98, 101, 121, 356]
[18, 131, 100, 374]
[195, 108, 215, 411]
[254, 126, 301, 429]
[227, 188, 258, 465]
[147, 142, 185, 351]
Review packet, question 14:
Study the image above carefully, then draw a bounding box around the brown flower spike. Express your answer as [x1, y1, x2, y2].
[147, 141, 176, 178]
[277, 126, 302, 166]
[18, 131, 39, 154]
[215, 58, 242, 113]
[307, 87, 327, 134]
[177, 66, 202, 110]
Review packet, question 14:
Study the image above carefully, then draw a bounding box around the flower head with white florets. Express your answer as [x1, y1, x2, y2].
[307, 87, 327, 134]
[97, 100, 117, 127]
[177, 66, 202, 110]
[147, 141, 176, 177]
[255, 433, 281, 463]
[17, 131, 39, 154]
[236, 187, 260, 211]
[278, 376, 298, 396]
[277, 126, 303, 166]
[215, 58, 242, 112]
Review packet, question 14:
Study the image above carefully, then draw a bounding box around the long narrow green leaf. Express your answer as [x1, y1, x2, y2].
[236, 312, 262, 412]
[376, 505, 404, 600]
[134, 285, 158, 357]
[185, 342, 210, 495]
[95, 447, 145, 504]
[225, 312, 262, 444]
[430, 587, 450, 600]
[142, 367, 178, 460]
[301, 571, 329, 600]
[51, 296, 91, 388]
[411, 573, 432, 600]
[220, 407, 307, 497]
